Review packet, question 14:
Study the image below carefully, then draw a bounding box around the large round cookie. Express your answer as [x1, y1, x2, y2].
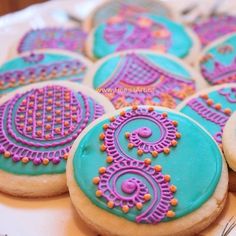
[192, 15, 236, 48]
[85, 50, 207, 109]
[67, 106, 227, 236]
[223, 111, 236, 191]
[11, 27, 87, 58]
[0, 50, 92, 96]
[84, 0, 175, 31]
[0, 81, 114, 197]
[196, 33, 236, 86]
[86, 14, 200, 63]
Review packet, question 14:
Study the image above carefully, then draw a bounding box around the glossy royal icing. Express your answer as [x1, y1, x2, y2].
[73, 106, 222, 224]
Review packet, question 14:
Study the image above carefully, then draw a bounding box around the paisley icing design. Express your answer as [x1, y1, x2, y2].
[0, 52, 88, 96]
[0, 85, 104, 168]
[179, 86, 236, 145]
[73, 106, 223, 224]
[93, 15, 193, 59]
[93, 0, 171, 27]
[17, 28, 87, 54]
[192, 15, 236, 47]
[96, 53, 195, 109]
[199, 34, 236, 85]
[95, 107, 178, 223]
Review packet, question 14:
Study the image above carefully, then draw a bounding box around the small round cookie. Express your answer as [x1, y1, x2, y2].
[192, 15, 236, 48]
[0, 49, 92, 96]
[197, 33, 236, 85]
[84, 0, 175, 31]
[0, 81, 114, 197]
[85, 50, 207, 109]
[177, 83, 236, 147]
[12, 27, 87, 57]
[86, 14, 200, 63]
[67, 106, 227, 236]
[223, 111, 236, 191]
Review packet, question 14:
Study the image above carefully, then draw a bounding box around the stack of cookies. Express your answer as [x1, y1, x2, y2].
[1, 0, 236, 235]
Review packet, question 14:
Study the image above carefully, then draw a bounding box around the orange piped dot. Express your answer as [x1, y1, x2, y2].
[171, 140, 178, 147]
[100, 144, 107, 152]
[99, 133, 105, 140]
[136, 202, 143, 210]
[36, 130, 42, 136]
[154, 165, 162, 172]
[64, 121, 69, 127]
[206, 99, 213, 106]
[175, 132, 181, 139]
[166, 210, 175, 218]
[55, 127, 61, 133]
[63, 153, 69, 160]
[200, 94, 208, 100]
[151, 151, 158, 157]
[148, 106, 154, 112]
[144, 158, 151, 165]
[144, 193, 152, 201]
[224, 108, 232, 115]
[4, 151, 11, 158]
[99, 167, 106, 174]
[45, 124, 51, 130]
[125, 132, 130, 138]
[109, 116, 116, 122]
[137, 149, 143, 156]
[107, 201, 114, 208]
[162, 112, 168, 118]
[132, 105, 138, 110]
[122, 205, 129, 213]
[43, 158, 49, 165]
[170, 185, 177, 193]
[214, 103, 221, 110]
[163, 147, 170, 154]
[92, 177, 100, 185]
[21, 157, 29, 163]
[103, 124, 109, 130]
[164, 175, 171, 182]
[120, 111, 126, 116]
[106, 156, 113, 163]
[170, 198, 178, 206]
[128, 143, 134, 149]
[96, 190, 103, 197]
[172, 121, 178, 127]
[46, 106, 52, 112]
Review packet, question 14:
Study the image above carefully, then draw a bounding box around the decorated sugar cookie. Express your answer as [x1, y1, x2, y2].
[0, 50, 92, 96]
[223, 111, 236, 192]
[197, 33, 236, 85]
[86, 14, 199, 62]
[84, 0, 174, 31]
[0, 81, 114, 197]
[16, 27, 87, 56]
[192, 15, 236, 48]
[86, 50, 206, 109]
[67, 106, 227, 236]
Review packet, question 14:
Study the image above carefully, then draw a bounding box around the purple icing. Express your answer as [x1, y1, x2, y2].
[97, 107, 177, 223]
[0, 58, 87, 92]
[103, 15, 171, 52]
[0, 85, 105, 165]
[192, 15, 236, 47]
[22, 53, 45, 63]
[98, 53, 195, 109]
[17, 28, 87, 54]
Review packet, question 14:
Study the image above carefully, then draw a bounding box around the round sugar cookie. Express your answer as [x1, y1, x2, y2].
[196, 33, 236, 86]
[84, 0, 175, 31]
[86, 14, 200, 63]
[223, 111, 236, 191]
[10, 27, 87, 58]
[0, 49, 92, 96]
[0, 81, 114, 197]
[85, 50, 207, 109]
[67, 105, 228, 236]
[192, 15, 236, 48]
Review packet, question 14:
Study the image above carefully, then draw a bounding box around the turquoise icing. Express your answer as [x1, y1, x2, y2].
[180, 87, 236, 141]
[93, 53, 191, 89]
[93, 15, 193, 59]
[73, 107, 222, 222]
[202, 35, 236, 73]
[0, 92, 97, 176]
